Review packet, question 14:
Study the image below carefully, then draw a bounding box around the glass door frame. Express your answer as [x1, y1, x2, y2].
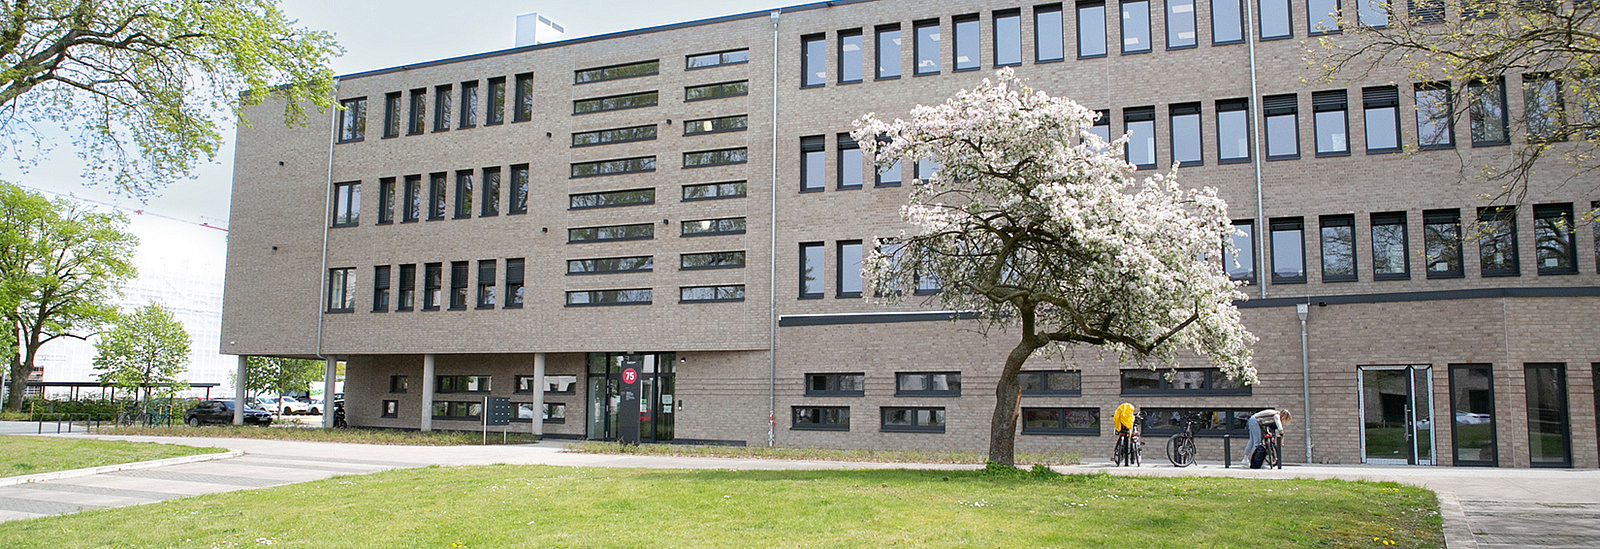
[1524, 363, 1572, 468]
[584, 352, 675, 443]
[1448, 363, 1498, 467]
[1357, 365, 1435, 465]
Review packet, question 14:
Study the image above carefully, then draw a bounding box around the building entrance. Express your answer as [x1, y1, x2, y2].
[1359, 365, 1435, 465]
[585, 352, 675, 442]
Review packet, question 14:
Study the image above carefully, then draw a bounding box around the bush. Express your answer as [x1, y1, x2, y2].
[24, 397, 199, 423]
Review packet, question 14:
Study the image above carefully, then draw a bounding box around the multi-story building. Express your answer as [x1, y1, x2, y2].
[222, 0, 1599, 467]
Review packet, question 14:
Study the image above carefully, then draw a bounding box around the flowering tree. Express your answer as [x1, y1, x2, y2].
[852, 69, 1257, 466]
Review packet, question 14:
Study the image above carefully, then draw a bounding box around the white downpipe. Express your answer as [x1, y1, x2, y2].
[767, 9, 782, 448]
[317, 89, 338, 356]
[1297, 303, 1312, 463]
[1244, 0, 1266, 300]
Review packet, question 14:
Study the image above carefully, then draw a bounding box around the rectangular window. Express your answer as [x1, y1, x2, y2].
[682, 217, 746, 237]
[476, 260, 496, 309]
[802, 34, 826, 88]
[800, 135, 826, 192]
[486, 77, 505, 125]
[402, 175, 421, 223]
[995, 10, 1022, 66]
[1470, 79, 1509, 146]
[1125, 106, 1156, 168]
[953, 14, 980, 71]
[1162, 0, 1197, 49]
[575, 60, 659, 84]
[683, 115, 746, 136]
[1263, 94, 1300, 159]
[1019, 371, 1083, 396]
[793, 407, 851, 431]
[504, 258, 524, 309]
[683, 147, 748, 168]
[876, 159, 903, 187]
[332, 181, 360, 227]
[1320, 214, 1357, 282]
[568, 223, 654, 243]
[383, 92, 401, 138]
[397, 264, 416, 311]
[681, 251, 745, 270]
[433, 84, 452, 132]
[448, 261, 468, 310]
[432, 401, 484, 420]
[453, 170, 473, 219]
[1122, 1, 1152, 53]
[806, 373, 866, 396]
[422, 262, 442, 310]
[570, 188, 655, 210]
[1225, 219, 1256, 283]
[436, 375, 492, 394]
[513, 73, 533, 122]
[914, 19, 941, 75]
[377, 178, 394, 225]
[1356, 0, 1388, 27]
[680, 284, 745, 303]
[1368, 212, 1409, 280]
[840, 30, 864, 83]
[1217, 99, 1250, 162]
[481, 167, 500, 217]
[837, 134, 862, 189]
[574, 91, 659, 114]
[459, 81, 478, 129]
[383, 400, 398, 418]
[1478, 206, 1519, 277]
[1260, 0, 1292, 39]
[1121, 369, 1250, 395]
[1021, 408, 1100, 435]
[372, 265, 390, 313]
[337, 97, 366, 143]
[1036, 4, 1065, 62]
[1410, 0, 1444, 24]
[407, 88, 426, 134]
[1307, 0, 1339, 34]
[800, 242, 824, 298]
[1078, 1, 1107, 57]
[570, 156, 656, 178]
[682, 181, 746, 201]
[567, 256, 653, 275]
[1363, 86, 1401, 152]
[1524, 74, 1565, 142]
[876, 24, 902, 79]
[428, 173, 446, 221]
[685, 81, 748, 102]
[837, 240, 862, 298]
[1170, 103, 1202, 166]
[1449, 364, 1496, 466]
[896, 372, 961, 397]
[881, 407, 945, 433]
[573, 124, 658, 147]
[1212, 0, 1244, 43]
[916, 158, 942, 182]
[1533, 203, 1577, 275]
[1423, 209, 1463, 278]
[1270, 217, 1306, 284]
[326, 267, 354, 312]
[1312, 90, 1349, 156]
[687, 48, 749, 70]
[508, 165, 528, 215]
[565, 288, 652, 307]
[516, 375, 578, 394]
[390, 375, 408, 393]
[1416, 82, 1454, 149]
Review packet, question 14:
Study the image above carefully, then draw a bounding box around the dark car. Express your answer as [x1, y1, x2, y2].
[186, 400, 272, 427]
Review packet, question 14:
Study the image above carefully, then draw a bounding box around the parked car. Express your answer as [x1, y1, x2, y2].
[308, 398, 325, 415]
[261, 396, 311, 415]
[1455, 410, 1491, 425]
[186, 400, 272, 426]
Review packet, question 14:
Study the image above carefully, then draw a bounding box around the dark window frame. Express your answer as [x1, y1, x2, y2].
[1077, 0, 1108, 58]
[1263, 94, 1301, 160]
[876, 24, 902, 79]
[1216, 98, 1252, 163]
[326, 267, 354, 313]
[1034, 3, 1066, 63]
[432, 84, 452, 132]
[396, 264, 416, 312]
[880, 406, 946, 433]
[1169, 102, 1204, 167]
[1119, 368, 1252, 396]
[837, 134, 863, 189]
[1259, 0, 1294, 40]
[681, 217, 746, 237]
[569, 188, 656, 211]
[567, 223, 655, 244]
[994, 9, 1024, 67]
[1448, 363, 1498, 467]
[1478, 206, 1520, 277]
[336, 96, 367, 143]
[1212, 0, 1246, 45]
[504, 258, 524, 309]
[377, 177, 395, 225]
[1469, 78, 1510, 147]
[913, 18, 942, 76]
[331, 181, 360, 228]
[372, 265, 391, 313]
[1319, 214, 1359, 282]
[682, 181, 747, 202]
[458, 80, 478, 129]
[1020, 407, 1100, 436]
[802, 34, 827, 88]
[799, 242, 825, 299]
[407, 88, 426, 135]
[572, 91, 659, 115]
[381, 400, 398, 418]
[792, 406, 851, 431]
[1423, 209, 1465, 279]
[508, 165, 529, 215]
[1018, 370, 1083, 396]
[1370, 211, 1411, 281]
[836, 240, 863, 298]
[895, 371, 962, 397]
[574, 59, 661, 85]
[480, 167, 500, 218]
[1312, 89, 1350, 157]
[682, 115, 747, 136]
[1120, 0, 1153, 54]
[679, 284, 745, 303]
[448, 260, 469, 310]
[512, 73, 534, 123]
[389, 375, 409, 393]
[806, 373, 867, 397]
[683, 147, 749, 168]
[572, 124, 659, 148]
[452, 170, 473, 220]
[952, 13, 981, 72]
[1270, 216, 1308, 284]
[1166, 0, 1199, 49]
[422, 262, 442, 311]
[1124, 106, 1157, 169]
[839, 29, 864, 83]
[475, 259, 496, 310]
[1363, 85, 1403, 154]
[686, 48, 750, 70]
[1533, 203, 1578, 275]
[485, 77, 506, 126]
[680, 251, 746, 271]
[566, 255, 653, 276]
[402, 175, 421, 223]
[1415, 82, 1456, 150]
[569, 156, 657, 179]
[800, 135, 826, 192]
[685, 80, 749, 102]
[564, 288, 653, 307]
[382, 92, 401, 138]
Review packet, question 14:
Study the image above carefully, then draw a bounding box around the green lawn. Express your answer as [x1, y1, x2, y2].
[3, 436, 223, 478]
[105, 425, 540, 445]
[0, 465, 1441, 548]
[570, 440, 1082, 465]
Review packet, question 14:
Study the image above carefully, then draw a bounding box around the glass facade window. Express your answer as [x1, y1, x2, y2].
[390, 375, 408, 393]
[1212, 0, 1244, 43]
[681, 251, 745, 270]
[570, 188, 655, 210]
[336, 97, 366, 143]
[1021, 408, 1100, 435]
[436, 375, 492, 393]
[1225, 219, 1256, 283]
[1260, 0, 1292, 39]
[402, 175, 420, 223]
[1078, 1, 1107, 57]
[448, 261, 468, 310]
[995, 10, 1022, 66]
[573, 125, 658, 147]
[508, 165, 529, 215]
[326, 267, 353, 312]
[573, 91, 659, 114]
[1270, 217, 1306, 284]
[896, 372, 961, 396]
[1524, 364, 1571, 467]
[568, 223, 654, 243]
[1125, 106, 1156, 168]
[575, 60, 659, 84]
[570, 156, 656, 178]
[1121, 369, 1250, 395]
[876, 24, 902, 78]
[1320, 214, 1357, 282]
[1121, 1, 1151, 53]
[800, 242, 824, 298]
[1035, 4, 1065, 62]
[476, 260, 496, 309]
[1167, 0, 1197, 48]
[459, 81, 478, 129]
[1088, 109, 1111, 148]
[1423, 209, 1463, 278]
[504, 258, 524, 308]
[682, 181, 746, 201]
[1019, 371, 1082, 396]
[1217, 99, 1250, 162]
[428, 172, 446, 221]
[914, 19, 941, 75]
[876, 160, 903, 187]
[1524, 74, 1565, 142]
[1264, 94, 1300, 159]
[377, 178, 394, 225]
[513, 73, 533, 122]
[687, 49, 749, 69]
[881, 407, 945, 433]
[683, 115, 747, 136]
[433, 84, 452, 132]
[839, 30, 863, 83]
[1478, 206, 1519, 277]
[1371, 212, 1410, 280]
[685, 81, 748, 101]
[422, 262, 441, 311]
[480, 167, 499, 217]
[1307, 0, 1339, 34]
[453, 170, 473, 219]
[331, 181, 359, 227]
[837, 240, 863, 298]
[1415, 82, 1454, 149]
[568, 256, 653, 275]
[837, 134, 862, 188]
[807, 373, 866, 396]
[793, 407, 850, 431]
[1364, 86, 1401, 152]
[1449, 364, 1496, 466]
[681, 217, 746, 237]
[1356, 0, 1388, 27]
[397, 264, 415, 311]
[683, 148, 748, 168]
[1470, 79, 1508, 146]
[954, 14, 980, 71]
[407, 88, 426, 135]
[680, 284, 745, 303]
[372, 265, 390, 313]
[1312, 90, 1348, 155]
[486, 77, 505, 125]
[1533, 203, 1577, 275]
[565, 289, 652, 306]
[801, 136, 826, 192]
[1170, 103, 1202, 166]
[383, 92, 401, 138]
[802, 34, 826, 88]
[1411, 0, 1444, 24]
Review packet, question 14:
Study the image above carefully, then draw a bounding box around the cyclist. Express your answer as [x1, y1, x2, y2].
[1243, 408, 1291, 464]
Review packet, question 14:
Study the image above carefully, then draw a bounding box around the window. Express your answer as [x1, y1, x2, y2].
[1533, 203, 1577, 275]
[382, 401, 398, 418]
[953, 14, 980, 71]
[402, 175, 421, 223]
[837, 240, 862, 298]
[383, 92, 401, 138]
[1361, 212, 1407, 281]
[680, 284, 745, 303]
[1260, 0, 1292, 39]
[1225, 219, 1256, 283]
[1307, 0, 1339, 34]
[1470, 79, 1509, 146]
[332, 181, 359, 227]
[1478, 206, 1519, 277]
[517, 375, 578, 394]
[377, 178, 394, 225]
[1363, 86, 1401, 152]
[916, 158, 942, 182]
[372, 265, 390, 313]
[508, 165, 528, 215]
[1019, 371, 1082, 396]
[881, 407, 945, 433]
[407, 88, 426, 134]
[504, 258, 524, 309]
[575, 60, 659, 84]
[682, 251, 745, 270]
[1170, 103, 1202, 166]
[995, 9, 1022, 66]
[1356, 0, 1388, 27]
[839, 30, 864, 83]
[1021, 408, 1100, 435]
[326, 267, 354, 312]
[433, 84, 452, 132]
[437, 375, 492, 393]
[453, 170, 473, 219]
[570, 156, 656, 178]
[1122, 1, 1151, 53]
[423, 262, 442, 310]
[1449, 364, 1496, 466]
[432, 401, 483, 420]
[513, 402, 566, 423]
[1320, 214, 1357, 282]
[1166, 0, 1198, 48]
[1078, 1, 1107, 57]
[1524, 74, 1565, 142]
[1036, 4, 1065, 62]
[793, 407, 850, 431]
[1423, 209, 1464, 278]
[566, 288, 652, 306]
[570, 188, 655, 210]
[1312, 90, 1348, 156]
[682, 217, 746, 237]
[802, 34, 826, 88]
[1121, 369, 1250, 395]
[568, 256, 653, 275]
[800, 135, 825, 192]
[1594, 201, 1600, 273]
[513, 73, 533, 122]
[1263, 94, 1300, 159]
[876, 159, 903, 187]
[486, 77, 505, 125]
[876, 24, 902, 79]
[1217, 99, 1250, 162]
[914, 19, 940, 75]
[837, 134, 862, 189]
[390, 375, 409, 393]
[397, 264, 416, 311]
[683, 115, 746, 136]
[337, 97, 366, 143]
[1410, 0, 1444, 24]
[683, 147, 747, 168]
[687, 49, 749, 69]
[806, 373, 866, 396]
[481, 167, 500, 217]
[685, 81, 747, 101]
[459, 81, 478, 128]
[1415, 82, 1454, 149]
[476, 260, 496, 309]
[683, 181, 746, 201]
[573, 125, 658, 147]
[428, 173, 446, 221]
[574, 91, 659, 115]
[1270, 217, 1306, 284]
[1125, 106, 1156, 168]
[896, 372, 961, 396]
[448, 261, 468, 310]
[1212, 0, 1244, 43]
[800, 242, 824, 298]
[568, 223, 654, 243]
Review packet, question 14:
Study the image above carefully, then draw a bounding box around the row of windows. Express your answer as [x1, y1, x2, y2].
[330, 259, 527, 313]
[567, 217, 747, 243]
[416, 400, 566, 422]
[569, 115, 749, 148]
[569, 146, 749, 179]
[804, 369, 1244, 399]
[564, 284, 748, 306]
[799, 240, 941, 299]
[798, 134, 942, 192]
[387, 374, 580, 395]
[567, 251, 747, 275]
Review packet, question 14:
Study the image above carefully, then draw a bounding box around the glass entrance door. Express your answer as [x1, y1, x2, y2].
[1449, 364, 1497, 466]
[584, 352, 675, 442]
[1359, 365, 1434, 465]
[1524, 364, 1571, 468]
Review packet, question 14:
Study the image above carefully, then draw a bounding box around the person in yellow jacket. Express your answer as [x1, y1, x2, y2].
[1112, 402, 1137, 435]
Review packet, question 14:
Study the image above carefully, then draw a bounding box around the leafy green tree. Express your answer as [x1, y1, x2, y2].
[0, 0, 342, 195]
[93, 303, 191, 402]
[243, 356, 321, 413]
[2, 182, 137, 412]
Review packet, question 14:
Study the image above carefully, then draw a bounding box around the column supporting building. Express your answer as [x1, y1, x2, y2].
[532, 353, 546, 437]
[322, 356, 338, 428]
[234, 355, 248, 425]
[420, 354, 435, 432]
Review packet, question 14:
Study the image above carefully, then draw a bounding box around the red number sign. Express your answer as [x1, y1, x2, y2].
[622, 368, 638, 384]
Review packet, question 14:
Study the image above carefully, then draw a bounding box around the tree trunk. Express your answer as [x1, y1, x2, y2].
[5, 341, 37, 412]
[987, 335, 1039, 466]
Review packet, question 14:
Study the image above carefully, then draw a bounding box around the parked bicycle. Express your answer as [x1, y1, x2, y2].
[1262, 428, 1283, 469]
[1112, 412, 1143, 467]
[1166, 420, 1198, 467]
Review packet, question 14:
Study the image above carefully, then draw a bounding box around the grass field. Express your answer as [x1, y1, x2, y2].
[104, 425, 539, 446]
[2, 436, 223, 478]
[0, 464, 1441, 548]
[569, 440, 1082, 465]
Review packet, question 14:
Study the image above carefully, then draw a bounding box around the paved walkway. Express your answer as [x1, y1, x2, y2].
[3, 424, 1598, 548]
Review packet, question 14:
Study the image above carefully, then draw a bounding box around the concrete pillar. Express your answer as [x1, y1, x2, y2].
[234, 355, 248, 425]
[420, 354, 435, 432]
[322, 356, 338, 428]
[533, 353, 546, 437]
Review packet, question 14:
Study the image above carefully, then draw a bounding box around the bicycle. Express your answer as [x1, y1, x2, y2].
[1166, 420, 1198, 467]
[1262, 428, 1283, 469]
[1112, 413, 1143, 467]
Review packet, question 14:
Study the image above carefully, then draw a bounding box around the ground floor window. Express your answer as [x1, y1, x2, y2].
[1524, 363, 1571, 468]
[432, 401, 482, 420]
[381, 400, 398, 418]
[792, 406, 850, 431]
[1139, 408, 1257, 437]
[513, 402, 566, 423]
[1448, 364, 1497, 466]
[1020, 407, 1099, 435]
[881, 407, 945, 433]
